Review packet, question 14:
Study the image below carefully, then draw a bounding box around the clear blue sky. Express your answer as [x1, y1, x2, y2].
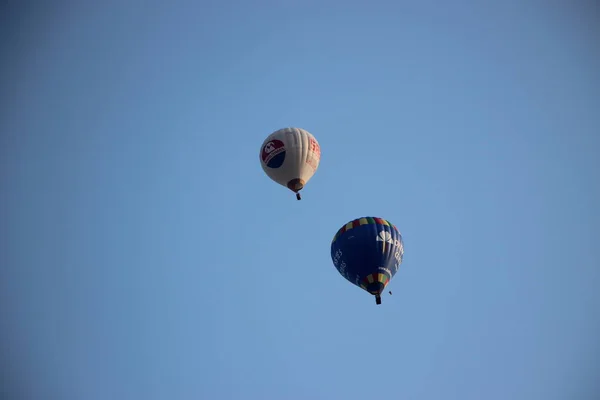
[2, 1, 599, 399]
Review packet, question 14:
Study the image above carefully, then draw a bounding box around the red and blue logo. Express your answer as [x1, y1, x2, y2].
[261, 139, 286, 168]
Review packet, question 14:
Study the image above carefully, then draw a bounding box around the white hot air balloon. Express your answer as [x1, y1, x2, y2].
[259, 127, 321, 200]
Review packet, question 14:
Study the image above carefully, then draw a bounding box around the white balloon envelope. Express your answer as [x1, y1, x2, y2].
[259, 127, 321, 200]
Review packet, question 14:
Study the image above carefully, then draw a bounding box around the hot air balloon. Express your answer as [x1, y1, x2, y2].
[330, 217, 404, 305]
[259, 127, 321, 200]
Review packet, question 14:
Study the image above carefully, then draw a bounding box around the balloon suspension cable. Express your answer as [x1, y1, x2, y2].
[296, 193, 301, 200]
[375, 294, 382, 305]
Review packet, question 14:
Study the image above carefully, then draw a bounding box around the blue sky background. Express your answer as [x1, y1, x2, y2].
[2, 1, 599, 399]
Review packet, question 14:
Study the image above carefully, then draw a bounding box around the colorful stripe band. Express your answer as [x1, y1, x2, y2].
[359, 273, 391, 293]
[331, 217, 398, 243]
[362, 272, 390, 286]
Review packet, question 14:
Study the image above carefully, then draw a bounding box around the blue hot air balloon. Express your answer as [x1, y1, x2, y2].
[330, 217, 404, 305]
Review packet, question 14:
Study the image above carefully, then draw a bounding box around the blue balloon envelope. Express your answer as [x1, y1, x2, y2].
[330, 217, 404, 305]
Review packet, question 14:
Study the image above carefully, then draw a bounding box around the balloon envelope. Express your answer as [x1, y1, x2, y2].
[259, 127, 320, 198]
[330, 217, 404, 300]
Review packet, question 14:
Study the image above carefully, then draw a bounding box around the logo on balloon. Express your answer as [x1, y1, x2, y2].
[376, 231, 394, 244]
[261, 139, 286, 168]
[376, 230, 403, 251]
